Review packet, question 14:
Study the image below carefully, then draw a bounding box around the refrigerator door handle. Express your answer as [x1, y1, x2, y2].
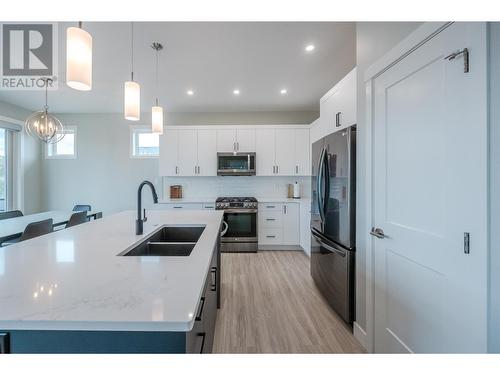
[323, 152, 331, 217]
[316, 147, 326, 225]
[311, 230, 346, 257]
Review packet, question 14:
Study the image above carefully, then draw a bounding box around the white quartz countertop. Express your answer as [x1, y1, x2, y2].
[157, 197, 309, 204]
[0, 210, 223, 332]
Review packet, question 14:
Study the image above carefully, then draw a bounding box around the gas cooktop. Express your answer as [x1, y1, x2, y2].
[215, 197, 258, 209]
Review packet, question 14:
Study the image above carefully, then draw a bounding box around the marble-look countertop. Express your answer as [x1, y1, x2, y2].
[0, 210, 223, 332]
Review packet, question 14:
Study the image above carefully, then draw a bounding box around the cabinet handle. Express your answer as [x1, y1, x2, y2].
[283, 205, 287, 214]
[173, 206, 183, 209]
[266, 235, 276, 238]
[237, 142, 239, 151]
[204, 206, 214, 209]
[175, 166, 178, 175]
[195, 297, 205, 321]
[336, 112, 342, 127]
[296, 165, 299, 174]
[211, 267, 217, 291]
[266, 205, 276, 208]
[266, 218, 276, 221]
[276, 165, 279, 174]
[234, 142, 236, 152]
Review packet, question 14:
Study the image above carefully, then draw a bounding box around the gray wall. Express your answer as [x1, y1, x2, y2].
[0, 100, 42, 214]
[488, 22, 500, 353]
[354, 22, 423, 335]
[41, 111, 317, 215]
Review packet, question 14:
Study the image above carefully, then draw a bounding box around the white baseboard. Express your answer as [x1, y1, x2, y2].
[353, 321, 370, 352]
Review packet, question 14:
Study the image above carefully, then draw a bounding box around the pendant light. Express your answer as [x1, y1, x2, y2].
[151, 42, 163, 135]
[66, 21, 92, 91]
[124, 23, 140, 121]
[25, 78, 65, 143]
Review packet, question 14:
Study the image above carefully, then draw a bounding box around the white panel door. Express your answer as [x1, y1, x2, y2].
[216, 129, 237, 152]
[255, 128, 276, 176]
[294, 128, 310, 175]
[372, 23, 487, 353]
[197, 129, 217, 176]
[177, 129, 198, 176]
[159, 128, 179, 176]
[282, 203, 300, 245]
[236, 128, 256, 152]
[275, 129, 295, 175]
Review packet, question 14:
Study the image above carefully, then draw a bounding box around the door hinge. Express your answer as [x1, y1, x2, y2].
[444, 48, 469, 73]
[464, 232, 470, 254]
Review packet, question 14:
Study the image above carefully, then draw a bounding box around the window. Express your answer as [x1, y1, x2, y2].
[0, 125, 14, 212]
[0, 128, 6, 211]
[130, 126, 159, 158]
[46, 126, 77, 159]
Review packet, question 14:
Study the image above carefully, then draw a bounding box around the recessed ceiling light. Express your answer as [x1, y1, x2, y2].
[233, 89, 240, 95]
[305, 44, 315, 52]
[187, 90, 194, 96]
[280, 89, 287, 95]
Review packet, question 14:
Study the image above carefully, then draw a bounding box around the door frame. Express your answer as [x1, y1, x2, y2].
[358, 21, 488, 352]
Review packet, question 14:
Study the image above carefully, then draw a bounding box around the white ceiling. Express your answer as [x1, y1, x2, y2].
[0, 22, 356, 113]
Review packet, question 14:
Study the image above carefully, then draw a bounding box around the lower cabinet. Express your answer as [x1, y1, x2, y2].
[258, 202, 300, 248]
[186, 247, 218, 353]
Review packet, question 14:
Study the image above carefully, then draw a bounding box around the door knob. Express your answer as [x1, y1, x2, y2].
[370, 227, 386, 239]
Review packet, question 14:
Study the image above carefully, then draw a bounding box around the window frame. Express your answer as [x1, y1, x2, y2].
[129, 125, 160, 159]
[45, 125, 77, 159]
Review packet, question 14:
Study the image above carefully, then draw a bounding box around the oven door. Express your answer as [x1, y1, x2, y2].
[217, 153, 256, 176]
[222, 210, 257, 242]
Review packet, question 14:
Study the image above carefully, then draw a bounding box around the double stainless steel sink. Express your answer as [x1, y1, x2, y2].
[120, 225, 206, 257]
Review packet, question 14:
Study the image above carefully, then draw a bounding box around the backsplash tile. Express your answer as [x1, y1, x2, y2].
[161, 176, 311, 200]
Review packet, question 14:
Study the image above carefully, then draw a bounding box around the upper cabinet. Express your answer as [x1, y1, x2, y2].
[216, 128, 256, 153]
[255, 128, 310, 176]
[159, 129, 217, 177]
[160, 126, 309, 177]
[314, 67, 357, 142]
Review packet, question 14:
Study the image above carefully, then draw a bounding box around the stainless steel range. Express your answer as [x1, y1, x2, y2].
[216, 197, 258, 253]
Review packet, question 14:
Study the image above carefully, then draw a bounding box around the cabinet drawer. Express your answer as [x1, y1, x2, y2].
[259, 212, 282, 228]
[162, 203, 203, 210]
[259, 203, 283, 212]
[258, 228, 283, 244]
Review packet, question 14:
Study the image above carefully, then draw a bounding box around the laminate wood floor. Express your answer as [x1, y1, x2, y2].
[212, 251, 366, 353]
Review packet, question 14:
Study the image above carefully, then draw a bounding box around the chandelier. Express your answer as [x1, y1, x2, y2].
[25, 78, 65, 144]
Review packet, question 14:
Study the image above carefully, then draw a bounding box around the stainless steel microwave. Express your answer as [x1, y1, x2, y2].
[217, 152, 256, 176]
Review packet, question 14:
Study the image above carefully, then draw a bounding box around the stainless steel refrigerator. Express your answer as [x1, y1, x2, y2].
[310, 125, 356, 324]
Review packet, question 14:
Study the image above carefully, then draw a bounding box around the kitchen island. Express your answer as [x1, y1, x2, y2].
[0, 210, 223, 353]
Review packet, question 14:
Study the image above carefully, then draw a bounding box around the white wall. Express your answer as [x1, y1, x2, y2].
[40, 111, 317, 215]
[354, 22, 423, 340]
[0, 100, 42, 214]
[488, 22, 500, 353]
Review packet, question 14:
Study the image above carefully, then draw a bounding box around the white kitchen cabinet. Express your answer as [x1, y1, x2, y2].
[282, 203, 300, 245]
[197, 129, 217, 176]
[275, 129, 296, 176]
[294, 128, 311, 175]
[256, 128, 310, 176]
[178, 129, 198, 176]
[236, 128, 256, 152]
[258, 202, 300, 248]
[319, 67, 357, 138]
[159, 129, 179, 176]
[159, 129, 217, 177]
[216, 129, 236, 152]
[216, 128, 256, 152]
[255, 128, 276, 176]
